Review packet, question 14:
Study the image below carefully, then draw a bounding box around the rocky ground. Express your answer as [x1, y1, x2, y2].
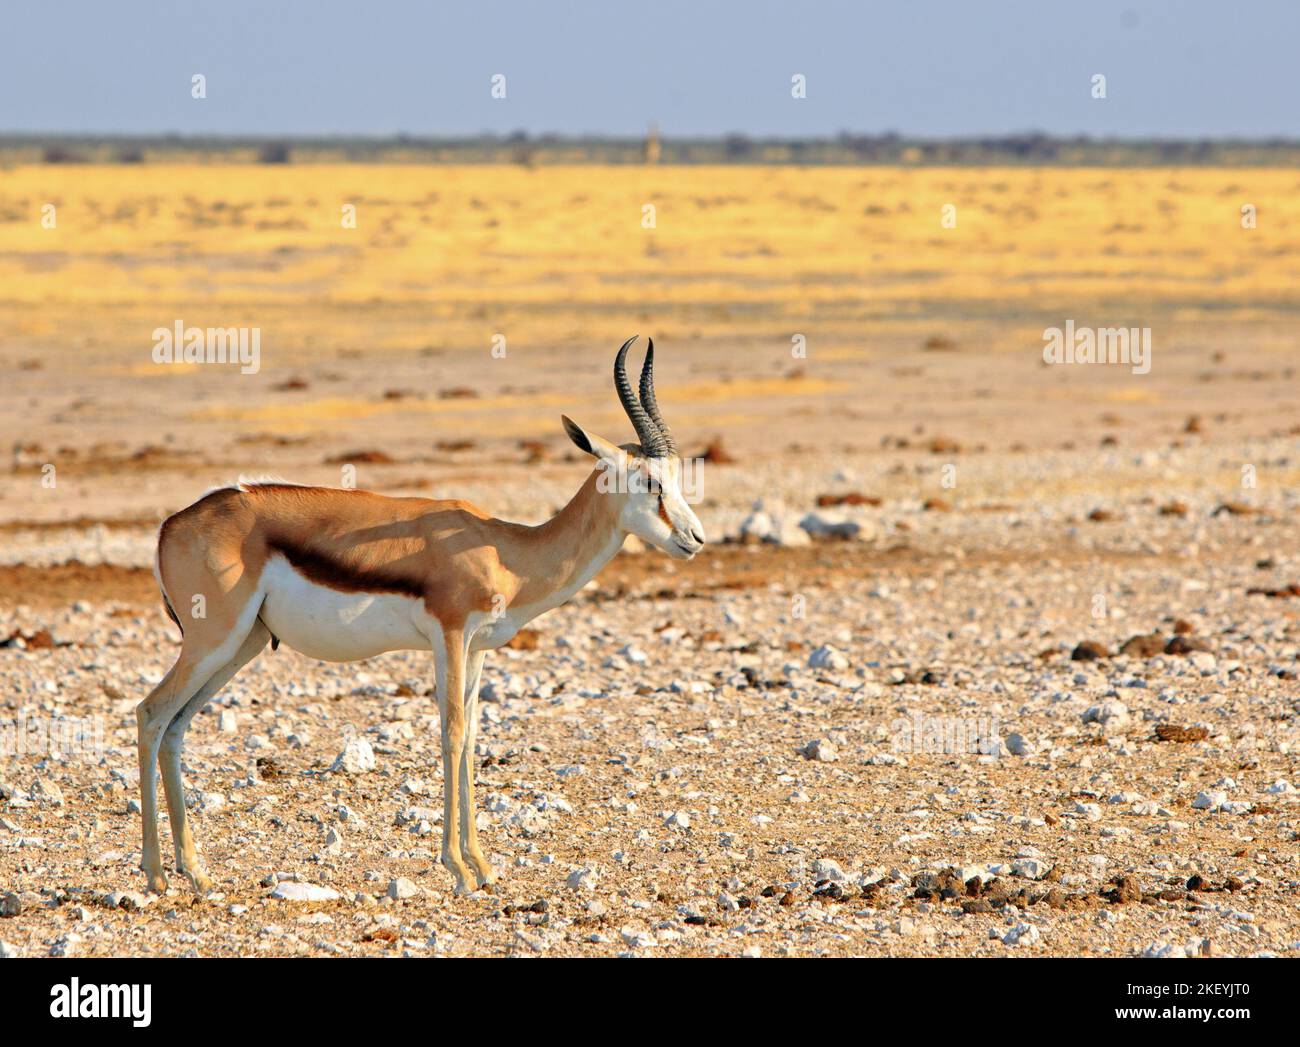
[2, 439, 1299, 956]
[3, 321, 1300, 956]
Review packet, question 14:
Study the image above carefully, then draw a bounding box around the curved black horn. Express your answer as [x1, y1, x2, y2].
[638, 339, 678, 455]
[613, 336, 667, 456]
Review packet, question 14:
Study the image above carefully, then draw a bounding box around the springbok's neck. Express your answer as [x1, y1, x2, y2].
[511, 469, 626, 610]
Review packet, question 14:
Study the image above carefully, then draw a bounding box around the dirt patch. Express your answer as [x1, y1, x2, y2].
[0, 561, 157, 610]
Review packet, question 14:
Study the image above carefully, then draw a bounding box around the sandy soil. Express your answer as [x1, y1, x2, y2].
[2, 334, 1298, 956]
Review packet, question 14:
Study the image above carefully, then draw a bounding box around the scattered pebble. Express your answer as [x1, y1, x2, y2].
[270, 883, 342, 902]
[332, 738, 376, 775]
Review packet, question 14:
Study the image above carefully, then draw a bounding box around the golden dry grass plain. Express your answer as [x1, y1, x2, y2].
[2, 164, 1298, 354]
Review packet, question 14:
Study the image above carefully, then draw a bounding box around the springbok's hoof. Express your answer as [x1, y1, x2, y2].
[182, 869, 213, 894]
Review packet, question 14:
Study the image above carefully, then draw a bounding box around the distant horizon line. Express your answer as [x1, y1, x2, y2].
[3, 130, 1299, 146]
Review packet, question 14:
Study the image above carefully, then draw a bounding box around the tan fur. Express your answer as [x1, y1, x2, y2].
[137, 471, 629, 896]
[135, 347, 705, 898]
[158, 477, 621, 630]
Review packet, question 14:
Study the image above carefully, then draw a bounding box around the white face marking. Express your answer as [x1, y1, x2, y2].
[562, 417, 707, 561]
[618, 454, 705, 560]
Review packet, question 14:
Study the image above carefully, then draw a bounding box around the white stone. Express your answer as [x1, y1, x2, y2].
[1003, 923, 1041, 946]
[1142, 940, 1191, 958]
[619, 927, 656, 949]
[566, 866, 599, 891]
[270, 882, 341, 902]
[808, 644, 850, 671]
[1082, 701, 1128, 727]
[386, 877, 418, 900]
[811, 858, 847, 883]
[738, 508, 777, 542]
[799, 738, 839, 762]
[618, 644, 648, 665]
[31, 778, 64, 807]
[332, 737, 376, 774]
[1011, 858, 1052, 880]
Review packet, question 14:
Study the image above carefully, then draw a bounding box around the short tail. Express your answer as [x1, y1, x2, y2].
[153, 519, 183, 639]
[161, 591, 184, 638]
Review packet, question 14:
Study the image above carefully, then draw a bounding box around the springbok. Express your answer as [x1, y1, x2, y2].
[136, 337, 705, 895]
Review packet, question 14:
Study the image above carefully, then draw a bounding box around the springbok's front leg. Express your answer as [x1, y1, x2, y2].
[435, 630, 474, 895]
[458, 649, 494, 889]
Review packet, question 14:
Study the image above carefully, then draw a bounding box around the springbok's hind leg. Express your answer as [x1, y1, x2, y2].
[158, 622, 270, 894]
[136, 654, 223, 893]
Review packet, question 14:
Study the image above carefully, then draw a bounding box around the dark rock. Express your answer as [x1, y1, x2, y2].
[1071, 640, 1111, 661]
[1105, 875, 1142, 904]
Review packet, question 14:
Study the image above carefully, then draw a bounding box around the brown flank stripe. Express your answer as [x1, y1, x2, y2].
[264, 535, 428, 600]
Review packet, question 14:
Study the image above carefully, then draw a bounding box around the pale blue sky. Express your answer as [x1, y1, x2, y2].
[3, 1, 1296, 137]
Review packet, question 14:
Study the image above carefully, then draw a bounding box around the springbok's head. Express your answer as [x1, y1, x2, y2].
[562, 336, 706, 560]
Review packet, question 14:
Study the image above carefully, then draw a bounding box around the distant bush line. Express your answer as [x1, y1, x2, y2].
[9, 133, 1300, 167]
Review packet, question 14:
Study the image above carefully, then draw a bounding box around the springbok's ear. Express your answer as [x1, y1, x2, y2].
[561, 415, 623, 464]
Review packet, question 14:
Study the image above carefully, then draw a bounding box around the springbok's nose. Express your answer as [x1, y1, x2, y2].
[690, 527, 705, 545]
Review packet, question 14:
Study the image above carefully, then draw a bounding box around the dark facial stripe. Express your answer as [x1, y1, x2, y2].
[658, 498, 673, 527]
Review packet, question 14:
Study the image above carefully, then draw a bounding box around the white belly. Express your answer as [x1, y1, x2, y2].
[259, 556, 432, 662]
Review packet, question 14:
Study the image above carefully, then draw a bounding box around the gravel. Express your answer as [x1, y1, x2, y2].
[3, 412, 1299, 957]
